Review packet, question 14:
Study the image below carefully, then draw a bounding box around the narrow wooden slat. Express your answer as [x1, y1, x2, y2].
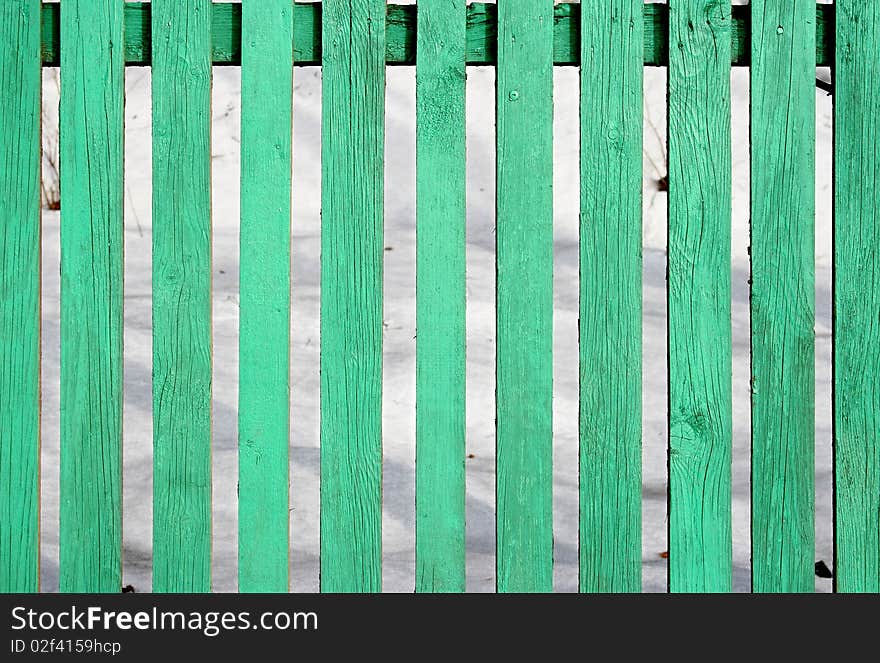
[667, 0, 733, 593]
[0, 0, 41, 593]
[579, 0, 643, 593]
[750, 0, 815, 593]
[238, 0, 293, 593]
[414, 0, 467, 593]
[834, 0, 880, 593]
[495, 0, 554, 593]
[37, 3, 836, 68]
[152, 0, 212, 593]
[320, 0, 385, 593]
[58, 0, 124, 593]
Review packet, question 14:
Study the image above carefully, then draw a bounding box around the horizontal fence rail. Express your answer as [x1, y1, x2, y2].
[2, 0, 878, 595]
[35, 2, 835, 67]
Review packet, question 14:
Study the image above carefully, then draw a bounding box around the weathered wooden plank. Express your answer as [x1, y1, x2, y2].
[152, 0, 213, 593]
[834, 0, 880, 593]
[320, 0, 385, 593]
[414, 0, 467, 594]
[750, 0, 815, 593]
[667, 0, 733, 593]
[58, 0, 124, 594]
[496, 0, 554, 593]
[36, 3, 836, 67]
[238, 0, 293, 593]
[0, 0, 41, 593]
[579, 0, 643, 593]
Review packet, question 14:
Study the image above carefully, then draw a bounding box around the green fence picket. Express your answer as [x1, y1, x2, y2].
[58, 0, 124, 593]
[667, 0, 733, 593]
[0, 0, 41, 593]
[238, 0, 294, 594]
[414, 0, 467, 593]
[495, 0, 554, 593]
[579, 0, 643, 593]
[834, 0, 880, 593]
[151, 0, 213, 593]
[750, 0, 815, 593]
[320, 0, 386, 593]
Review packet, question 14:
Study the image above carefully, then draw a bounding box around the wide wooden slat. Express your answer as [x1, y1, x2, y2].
[667, 0, 733, 593]
[36, 3, 836, 68]
[750, 0, 815, 593]
[152, 0, 213, 593]
[495, 0, 554, 593]
[834, 0, 880, 593]
[320, 0, 385, 593]
[0, 0, 41, 593]
[579, 0, 643, 593]
[414, 0, 467, 593]
[58, 0, 124, 593]
[238, 0, 294, 593]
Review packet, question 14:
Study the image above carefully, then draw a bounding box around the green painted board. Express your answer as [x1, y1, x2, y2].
[320, 0, 385, 593]
[496, 0, 554, 593]
[0, 0, 41, 593]
[579, 0, 643, 593]
[36, 3, 836, 67]
[238, 0, 293, 593]
[667, 0, 733, 593]
[58, 0, 124, 593]
[750, 0, 815, 593]
[152, 0, 213, 593]
[415, 0, 467, 593]
[834, 0, 880, 593]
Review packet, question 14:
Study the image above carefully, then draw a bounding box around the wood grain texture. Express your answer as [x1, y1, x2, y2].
[749, 0, 815, 593]
[415, 0, 467, 593]
[834, 0, 880, 593]
[238, 0, 293, 593]
[320, 0, 385, 593]
[0, 0, 41, 593]
[579, 0, 643, 593]
[496, 0, 554, 593]
[152, 0, 212, 593]
[36, 3, 836, 67]
[58, 0, 124, 593]
[667, 0, 733, 593]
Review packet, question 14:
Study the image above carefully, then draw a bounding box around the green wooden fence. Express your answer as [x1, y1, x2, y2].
[0, 1, 877, 593]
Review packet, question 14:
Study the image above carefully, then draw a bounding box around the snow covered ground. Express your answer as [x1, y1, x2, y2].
[36, 4, 835, 593]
